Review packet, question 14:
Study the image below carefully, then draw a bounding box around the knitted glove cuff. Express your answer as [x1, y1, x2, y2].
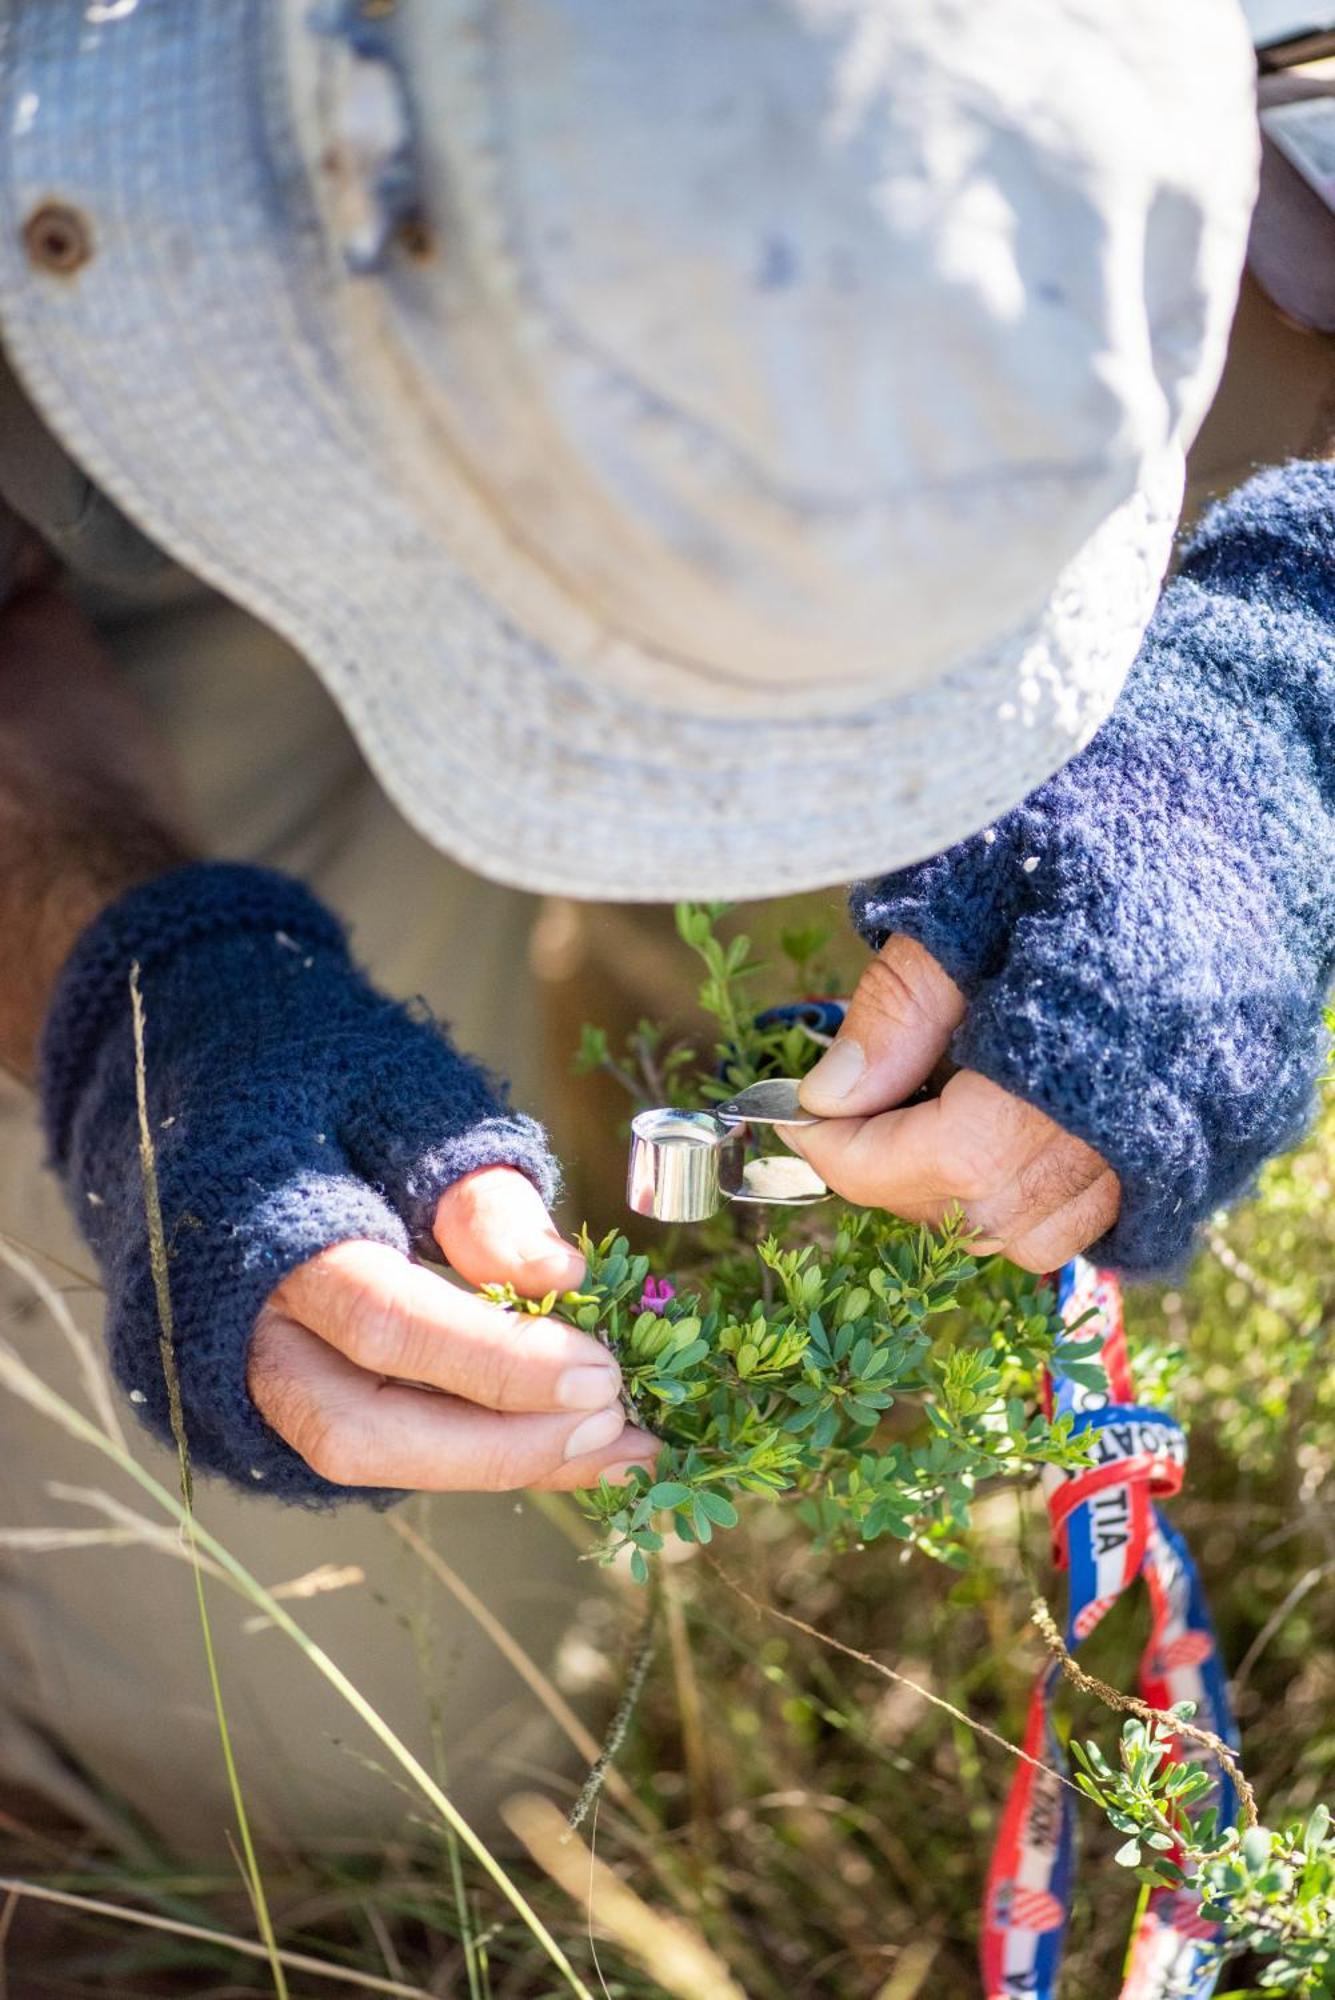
[374, 1112, 560, 1243]
[850, 824, 1022, 999]
[40, 862, 346, 1167]
[849, 461, 1335, 1276]
[1181, 460, 1335, 611]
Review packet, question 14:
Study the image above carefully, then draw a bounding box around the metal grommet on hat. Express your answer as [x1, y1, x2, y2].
[22, 203, 92, 276]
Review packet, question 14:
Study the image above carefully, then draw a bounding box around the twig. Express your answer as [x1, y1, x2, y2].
[1028, 1596, 1258, 1828]
[1232, 1562, 1335, 1697]
[569, 1585, 659, 1833]
[596, 1052, 646, 1104]
[631, 1028, 666, 1109]
[0, 1239, 125, 1449]
[706, 1557, 1086, 1802]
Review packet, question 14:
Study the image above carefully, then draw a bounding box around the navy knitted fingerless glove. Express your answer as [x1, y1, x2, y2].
[853, 460, 1335, 1275]
[39, 863, 558, 1502]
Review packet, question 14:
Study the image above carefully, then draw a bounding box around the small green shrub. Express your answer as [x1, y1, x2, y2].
[489, 903, 1098, 1578]
[1078, 1711, 1335, 1993]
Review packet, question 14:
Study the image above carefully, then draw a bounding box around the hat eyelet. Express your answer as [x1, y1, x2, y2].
[22, 202, 94, 276]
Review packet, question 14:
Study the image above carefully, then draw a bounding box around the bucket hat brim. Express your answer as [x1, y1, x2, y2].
[0, 0, 1187, 902]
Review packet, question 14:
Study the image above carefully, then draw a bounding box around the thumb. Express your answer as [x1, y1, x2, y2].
[434, 1165, 586, 1298]
[798, 935, 964, 1116]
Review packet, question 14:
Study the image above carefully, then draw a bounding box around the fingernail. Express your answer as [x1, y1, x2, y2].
[802, 1037, 865, 1109]
[522, 1237, 587, 1286]
[555, 1363, 622, 1411]
[563, 1406, 625, 1460]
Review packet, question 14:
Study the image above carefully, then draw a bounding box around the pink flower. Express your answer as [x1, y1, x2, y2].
[639, 1276, 676, 1315]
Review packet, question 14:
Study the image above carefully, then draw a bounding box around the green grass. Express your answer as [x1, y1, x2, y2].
[2, 958, 1335, 1993]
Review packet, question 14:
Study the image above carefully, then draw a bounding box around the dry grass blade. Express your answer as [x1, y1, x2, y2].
[503, 1792, 750, 2000]
[0, 1876, 434, 1998]
[0, 1525, 151, 1553]
[0, 1334, 597, 2000]
[0, 1238, 125, 1449]
[0, 1227, 101, 1292]
[129, 963, 287, 1998]
[0, 1886, 15, 2000]
[708, 1557, 1087, 1803]
[390, 1512, 654, 1829]
[872, 1939, 941, 2000]
[26, 1480, 228, 1578]
[242, 1562, 366, 1634]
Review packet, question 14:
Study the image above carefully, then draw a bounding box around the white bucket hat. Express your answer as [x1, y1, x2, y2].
[0, 0, 1257, 901]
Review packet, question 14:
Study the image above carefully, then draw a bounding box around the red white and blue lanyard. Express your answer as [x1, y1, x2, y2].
[755, 1003, 1238, 1995]
[981, 1257, 1239, 1999]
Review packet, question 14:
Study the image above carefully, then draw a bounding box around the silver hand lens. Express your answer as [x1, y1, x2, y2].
[627, 1078, 829, 1223]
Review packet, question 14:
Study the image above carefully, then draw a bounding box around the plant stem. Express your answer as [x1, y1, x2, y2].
[1028, 1595, 1257, 1828]
[568, 1583, 659, 1832]
[0, 1341, 599, 2000]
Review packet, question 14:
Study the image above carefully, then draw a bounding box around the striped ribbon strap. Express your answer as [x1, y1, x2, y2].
[981, 1257, 1239, 1999]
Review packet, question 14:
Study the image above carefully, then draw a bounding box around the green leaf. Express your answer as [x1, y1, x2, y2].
[696, 1491, 740, 1529]
[1114, 1839, 1142, 1869]
[810, 1407, 840, 1451]
[779, 922, 831, 969]
[842, 1397, 887, 1427]
[647, 1482, 692, 1511]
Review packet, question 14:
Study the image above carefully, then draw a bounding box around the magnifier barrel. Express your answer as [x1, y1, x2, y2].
[627, 1108, 730, 1222]
[626, 1084, 829, 1222]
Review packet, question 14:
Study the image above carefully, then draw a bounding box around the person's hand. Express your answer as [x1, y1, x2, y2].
[785, 935, 1120, 1272]
[251, 1165, 655, 1492]
[40, 858, 655, 1502]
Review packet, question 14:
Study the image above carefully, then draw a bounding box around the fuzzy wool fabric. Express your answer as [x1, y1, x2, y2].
[39, 862, 558, 1503]
[852, 460, 1335, 1274]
